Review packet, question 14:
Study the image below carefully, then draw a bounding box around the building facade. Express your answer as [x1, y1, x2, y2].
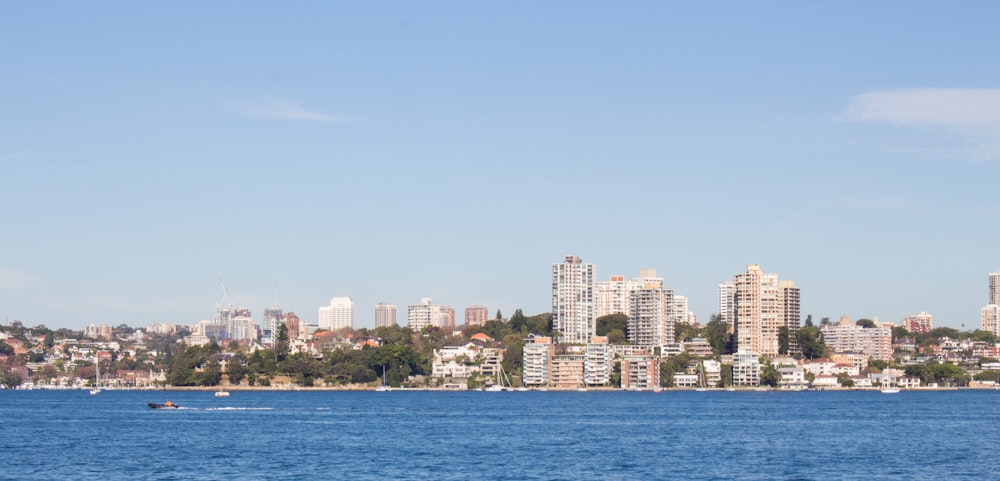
[407, 298, 453, 331]
[628, 273, 675, 348]
[732, 265, 799, 357]
[284, 312, 301, 341]
[374, 302, 397, 328]
[621, 351, 660, 390]
[718, 281, 736, 328]
[319, 296, 354, 332]
[552, 255, 596, 344]
[901, 312, 933, 333]
[982, 304, 1000, 337]
[991, 270, 1000, 306]
[595, 275, 628, 319]
[820, 317, 893, 361]
[464, 305, 489, 326]
[522, 335, 553, 387]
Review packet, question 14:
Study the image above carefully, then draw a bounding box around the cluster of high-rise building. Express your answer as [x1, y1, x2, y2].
[552, 255, 694, 349]
[719, 264, 801, 356]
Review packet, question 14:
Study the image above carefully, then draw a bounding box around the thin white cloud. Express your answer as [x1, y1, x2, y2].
[842, 88, 1000, 162]
[843, 88, 1000, 126]
[241, 98, 345, 122]
[0, 267, 40, 290]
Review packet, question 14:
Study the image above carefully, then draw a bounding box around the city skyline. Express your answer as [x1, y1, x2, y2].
[2, 3, 1000, 331]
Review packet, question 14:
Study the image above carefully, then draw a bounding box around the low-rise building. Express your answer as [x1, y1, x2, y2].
[622, 351, 659, 390]
[732, 352, 760, 386]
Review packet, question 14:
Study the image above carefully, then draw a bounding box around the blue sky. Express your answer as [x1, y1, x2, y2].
[2, 2, 999, 331]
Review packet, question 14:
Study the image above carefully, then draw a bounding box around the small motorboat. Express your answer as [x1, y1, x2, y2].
[148, 402, 180, 409]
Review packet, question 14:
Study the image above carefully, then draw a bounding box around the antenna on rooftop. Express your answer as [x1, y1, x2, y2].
[274, 282, 280, 308]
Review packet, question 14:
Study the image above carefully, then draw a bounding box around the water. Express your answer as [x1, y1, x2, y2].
[1, 389, 998, 480]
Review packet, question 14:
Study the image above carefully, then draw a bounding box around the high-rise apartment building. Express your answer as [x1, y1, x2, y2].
[990, 270, 1000, 305]
[374, 302, 397, 328]
[263, 306, 283, 342]
[674, 295, 692, 325]
[464, 305, 489, 326]
[407, 298, 453, 331]
[552, 255, 596, 344]
[982, 304, 1000, 337]
[284, 312, 301, 341]
[595, 275, 627, 318]
[627, 269, 675, 347]
[901, 312, 933, 333]
[732, 265, 800, 357]
[319, 297, 354, 331]
[441, 305, 456, 330]
[718, 281, 736, 328]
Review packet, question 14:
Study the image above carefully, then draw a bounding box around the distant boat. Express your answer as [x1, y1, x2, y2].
[90, 359, 101, 395]
[148, 402, 179, 409]
[214, 391, 230, 397]
[376, 366, 391, 392]
[881, 386, 900, 394]
[485, 364, 512, 392]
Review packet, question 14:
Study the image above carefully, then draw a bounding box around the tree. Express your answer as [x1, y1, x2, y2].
[674, 322, 699, 343]
[501, 334, 525, 376]
[274, 323, 290, 362]
[804, 315, 813, 328]
[226, 352, 248, 385]
[659, 353, 691, 387]
[495, 309, 503, 321]
[760, 364, 781, 387]
[509, 309, 528, 333]
[0, 342, 13, 355]
[837, 373, 855, 388]
[482, 319, 512, 341]
[969, 330, 998, 344]
[596, 314, 628, 338]
[856, 319, 877, 328]
[2, 369, 23, 389]
[199, 358, 222, 386]
[606, 328, 627, 345]
[777, 326, 790, 355]
[795, 326, 827, 360]
[703, 317, 733, 356]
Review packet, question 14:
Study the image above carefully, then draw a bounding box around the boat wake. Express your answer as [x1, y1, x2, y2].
[201, 407, 275, 411]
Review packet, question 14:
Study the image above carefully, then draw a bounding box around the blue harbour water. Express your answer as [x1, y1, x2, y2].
[2, 389, 998, 480]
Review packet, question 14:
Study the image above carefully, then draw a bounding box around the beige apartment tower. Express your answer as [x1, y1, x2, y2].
[732, 264, 800, 357]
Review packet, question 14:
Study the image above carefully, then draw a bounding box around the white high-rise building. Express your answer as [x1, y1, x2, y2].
[552, 255, 596, 344]
[595, 275, 628, 318]
[319, 296, 354, 331]
[407, 297, 451, 331]
[374, 302, 397, 328]
[674, 295, 691, 325]
[718, 281, 736, 328]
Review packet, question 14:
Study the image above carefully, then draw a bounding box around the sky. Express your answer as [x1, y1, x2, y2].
[2, 2, 999, 331]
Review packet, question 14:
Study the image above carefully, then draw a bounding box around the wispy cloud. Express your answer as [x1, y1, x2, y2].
[240, 97, 345, 122]
[842, 88, 1000, 161]
[0, 267, 40, 290]
[843, 88, 1000, 126]
[0, 152, 29, 163]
